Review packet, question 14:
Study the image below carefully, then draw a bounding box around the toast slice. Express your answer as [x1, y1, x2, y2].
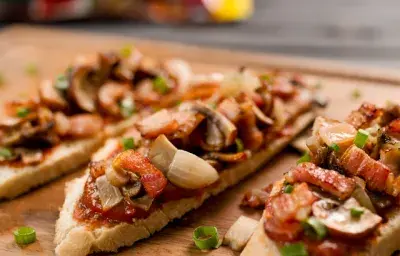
[55, 111, 316, 256]
[241, 102, 400, 256]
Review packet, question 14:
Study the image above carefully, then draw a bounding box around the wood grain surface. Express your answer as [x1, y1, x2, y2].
[0, 25, 399, 256]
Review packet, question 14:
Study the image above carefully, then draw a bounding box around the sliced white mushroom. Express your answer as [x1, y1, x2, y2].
[131, 195, 154, 211]
[148, 134, 178, 174]
[223, 216, 258, 251]
[312, 198, 382, 239]
[105, 162, 130, 187]
[95, 175, 123, 211]
[250, 100, 274, 125]
[167, 149, 219, 189]
[68, 65, 98, 112]
[39, 79, 68, 110]
[319, 122, 357, 152]
[352, 177, 376, 213]
[122, 181, 142, 198]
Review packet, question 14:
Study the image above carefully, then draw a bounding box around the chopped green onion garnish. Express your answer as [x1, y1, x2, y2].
[283, 184, 294, 194]
[14, 226, 36, 245]
[329, 143, 340, 152]
[297, 152, 311, 164]
[303, 217, 327, 240]
[260, 74, 273, 84]
[193, 226, 220, 250]
[280, 242, 308, 256]
[54, 74, 69, 91]
[235, 138, 244, 152]
[119, 97, 135, 118]
[354, 129, 369, 148]
[209, 103, 217, 109]
[153, 76, 169, 95]
[25, 63, 38, 76]
[120, 45, 133, 58]
[16, 107, 30, 118]
[122, 137, 135, 150]
[175, 100, 182, 106]
[0, 148, 12, 159]
[314, 82, 323, 90]
[66, 66, 73, 74]
[351, 89, 361, 100]
[350, 207, 364, 218]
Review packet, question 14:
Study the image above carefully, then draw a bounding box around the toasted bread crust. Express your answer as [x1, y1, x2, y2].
[0, 115, 139, 199]
[54, 111, 316, 256]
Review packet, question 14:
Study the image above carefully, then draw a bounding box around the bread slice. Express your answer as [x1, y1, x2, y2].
[0, 115, 139, 199]
[241, 209, 400, 256]
[54, 111, 316, 256]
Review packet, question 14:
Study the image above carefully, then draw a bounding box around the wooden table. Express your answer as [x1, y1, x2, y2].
[0, 25, 398, 256]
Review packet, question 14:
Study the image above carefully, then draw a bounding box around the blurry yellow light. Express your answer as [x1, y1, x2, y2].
[203, 0, 253, 22]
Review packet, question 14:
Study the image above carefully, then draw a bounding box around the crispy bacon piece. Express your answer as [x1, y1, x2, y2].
[264, 183, 317, 241]
[341, 145, 397, 195]
[238, 102, 263, 151]
[241, 184, 272, 209]
[137, 109, 179, 139]
[112, 150, 167, 198]
[170, 111, 205, 139]
[67, 114, 104, 138]
[286, 163, 356, 200]
[271, 76, 297, 99]
[387, 118, 400, 137]
[345, 102, 382, 129]
[217, 98, 241, 124]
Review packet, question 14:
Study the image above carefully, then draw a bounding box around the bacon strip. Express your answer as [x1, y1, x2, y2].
[112, 150, 167, 198]
[286, 163, 356, 200]
[345, 102, 381, 129]
[341, 145, 391, 194]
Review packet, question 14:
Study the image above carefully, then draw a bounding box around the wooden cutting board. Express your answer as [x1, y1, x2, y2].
[0, 25, 399, 256]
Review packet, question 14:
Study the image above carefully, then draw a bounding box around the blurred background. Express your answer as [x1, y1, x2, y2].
[1, 0, 400, 68]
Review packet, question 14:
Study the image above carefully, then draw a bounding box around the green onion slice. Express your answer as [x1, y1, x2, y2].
[351, 89, 361, 100]
[0, 148, 12, 159]
[54, 74, 69, 91]
[303, 217, 327, 240]
[283, 184, 294, 194]
[354, 129, 369, 148]
[350, 207, 364, 218]
[25, 63, 38, 76]
[153, 76, 169, 95]
[122, 137, 135, 150]
[16, 107, 30, 118]
[260, 74, 273, 84]
[235, 138, 244, 152]
[193, 226, 220, 250]
[119, 97, 135, 118]
[280, 242, 308, 256]
[14, 226, 36, 245]
[329, 143, 340, 152]
[120, 45, 133, 58]
[297, 152, 311, 164]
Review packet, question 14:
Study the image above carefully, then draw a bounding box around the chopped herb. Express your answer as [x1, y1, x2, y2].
[209, 103, 217, 109]
[280, 242, 308, 256]
[14, 226, 36, 245]
[235, 138, 244, 152]
[260, 74, 273, 84]
[66, 66, 73, 74]
[0, 148, 12, 159]
[119, 97, 135, 118]
[303, 217, 327, 240]
[54, 75, 69, 91]
[329, 143, 340, 152]
[314, 82, 323, 90]
[175, 100, 182, 106]
[16, 107, 30, 118]
[25, 63, 38, 76]
[193, 226, 220, 250]
[122, 137, 135, 150]
[153, 76, 169, 95]
[354, 129, 369, 148]
[351, 89, 361, 100]
[350, 207, 364, 218]
[120, 45, 133, 58]
[297, 152, 311, 164]
[283, 184, 294, 194]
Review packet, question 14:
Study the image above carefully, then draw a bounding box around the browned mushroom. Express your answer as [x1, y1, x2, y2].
[162, 59, 192, 93]
[312, 198, 382, 239]
[179, 101, 237, 147]
[39, 79, 68, 110]
[113, 47, 143, 82]
[93, 52, 120, 86]
[54, 112, 71, 136]
[68, 65, 98, 113]
[98, 81, 134, 117]
[204, 151, 249, 163]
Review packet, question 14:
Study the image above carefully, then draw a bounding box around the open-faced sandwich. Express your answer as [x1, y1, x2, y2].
[0, 47, 193, 199]
[54, 70, 321, 255]
[242, 102, 400, 256]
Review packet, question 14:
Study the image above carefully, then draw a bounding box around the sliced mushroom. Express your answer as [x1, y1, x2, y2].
[54, 112, 71, 136]
[352, 177, 376, 213]
[93, 52, 120, 86]
[95, 175, 123, 211]
[179, 101, 237, 147]
[148, 134, 178, 174]
[312, 198, 382, 239]
[131, 194, 154, 211]
[98, 82, 133, 117]
[122, 181, 142, 198]
[39, 79, 68, 110]
[114, 47, 142, 81]
[68, 65, 98, 112]
[162, 59, 192, 93]
[319, 122, 357, 153]
[204, 151, 249, 163]
[250, 100, 274, 126]
[201, 119, 225, 151]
